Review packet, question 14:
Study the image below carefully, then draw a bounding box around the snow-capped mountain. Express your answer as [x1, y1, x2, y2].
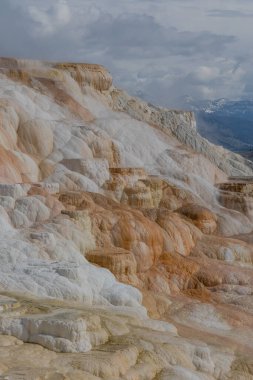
[182, 98, 253, 155]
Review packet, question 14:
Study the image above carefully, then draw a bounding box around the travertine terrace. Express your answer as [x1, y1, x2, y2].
[0, 57, 253, 379]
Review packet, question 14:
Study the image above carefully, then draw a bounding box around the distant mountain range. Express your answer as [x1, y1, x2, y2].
[181, 98, 253, 159]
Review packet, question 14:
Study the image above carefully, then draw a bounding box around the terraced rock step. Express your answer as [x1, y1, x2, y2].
[109, 167, 147, 177]
[86, 247, 137, 276]
[217, 181, 253, 195]
[0, 295, 252, 380]
[216, 178, 253, 216]
[228, 176, 253, 182]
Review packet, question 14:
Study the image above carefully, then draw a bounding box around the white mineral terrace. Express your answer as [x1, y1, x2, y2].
[0, 58, 252, 379]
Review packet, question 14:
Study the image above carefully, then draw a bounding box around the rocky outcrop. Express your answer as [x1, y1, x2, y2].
[110, 88, 253, 176]
[0, 57, 112, 92]
[177, 204, 217, 234]
[54, 62, 113, 91]
[104, 168, 164, 208]
[86, 247, 138, 285]
[217, 178, 253, 217]
[218, 178, 253, 195]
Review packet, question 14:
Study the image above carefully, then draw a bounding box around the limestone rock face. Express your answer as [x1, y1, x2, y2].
[18, 119, 54, 159]
[110, 87, 253, 177]
[0, 57, 253, 379]
[61, 158, 110, 186]
[177, 204, 217, 234]
[217, 178, 253, 218]
[105, 169, 164, 208]
[86, 247, 138, 285]
[54, 62, 113, 91]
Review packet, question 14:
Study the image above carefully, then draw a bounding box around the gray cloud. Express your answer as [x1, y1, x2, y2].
[27, 1, 71, 36]
[208, 9, 253, 18]
[85, 13, 235, 59]
[0, 0, 253, 106]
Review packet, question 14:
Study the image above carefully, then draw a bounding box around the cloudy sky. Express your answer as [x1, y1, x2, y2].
[0, 0, 253, 106]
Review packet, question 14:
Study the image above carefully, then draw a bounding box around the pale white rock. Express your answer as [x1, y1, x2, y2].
[0, 216, 145, 311]
[11, 150, 39, 182]
[30, 231, 56, 251]
[61, 158, 110, 187]
[32, 182, 60, 194]
[59, 135, 94, 160]
[0, 196, 15, 209]
[0, 184, 27, 198]
[14, 196, 51, 224]
[0, 205, 13, 232]
[17, 119, 54, 159]
[101, 282, 143, 308]
[142, 319, 178, 334]
[159, 366, 214, 380]
[0, 312, 92, 353]
[46, 164, 100, 192]
[172, 302, 231, 331]
[9, 209, 31, 228]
